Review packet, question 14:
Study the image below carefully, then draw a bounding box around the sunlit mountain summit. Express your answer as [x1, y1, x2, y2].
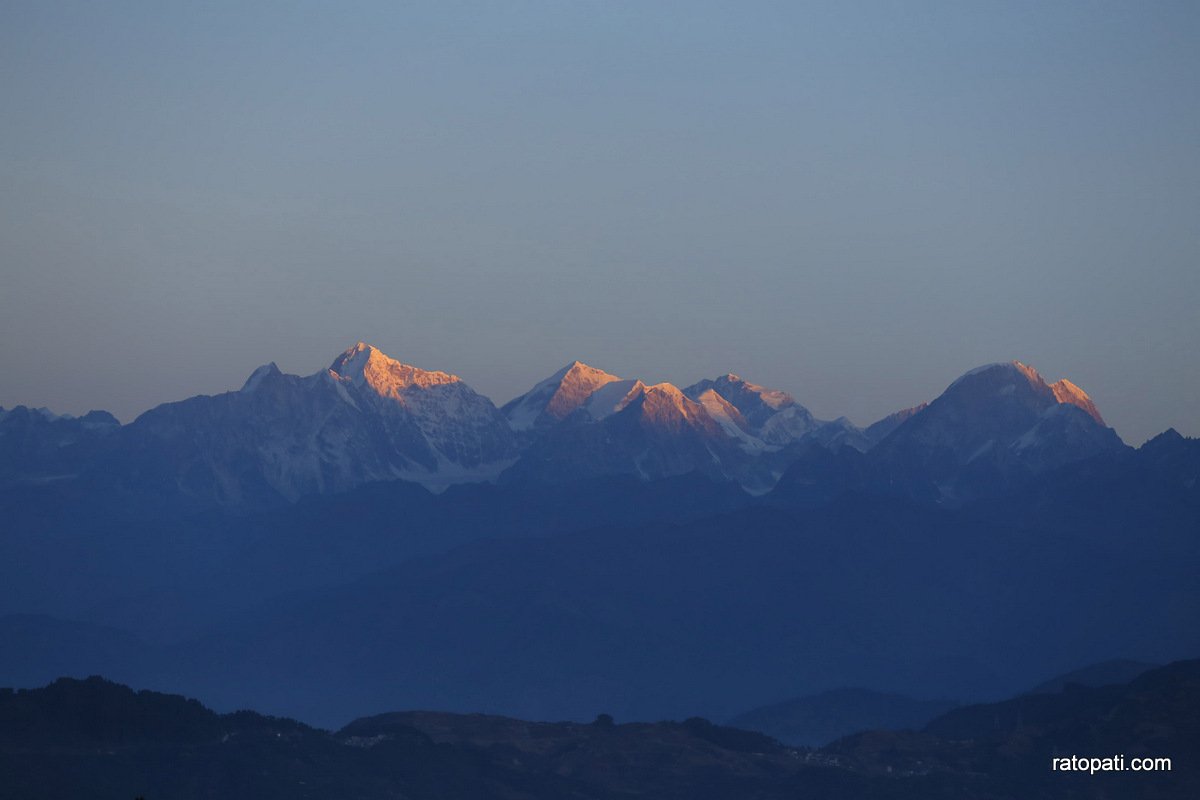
[0, 345, 1127, 508]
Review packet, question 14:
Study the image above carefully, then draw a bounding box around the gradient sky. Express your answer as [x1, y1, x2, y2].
[1, 1, 1196, 444]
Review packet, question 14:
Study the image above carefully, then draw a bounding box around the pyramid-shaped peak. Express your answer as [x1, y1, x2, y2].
[1139, 427, 1189, 453]
[544, 361, 622, 417]
[642, 381, 713, 414]
[638, 381, 705, 420]
[556, 360, 621, 383]
[503, 360, 623, 430]
[240, 362, 282, 393]
[330, 341, 387, 373]
[1150, 427, 1184, 443]
[329, 341, 376, 374]
[329, 342, 459, 395]
[614, 382, 736, 439]
[645, 381, 685, 396]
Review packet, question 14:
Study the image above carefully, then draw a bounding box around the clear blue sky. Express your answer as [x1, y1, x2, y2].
[1, 1, 1196, 443]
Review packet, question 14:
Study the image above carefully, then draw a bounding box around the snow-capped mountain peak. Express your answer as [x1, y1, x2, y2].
[941, 361, 1106, 424]
[867, 360, 1125, 502]
[641, 381, 690, 405]
[2, 346, 1146, 509]
[945, 360, 1044, 393]
[635, 383, 717, 427]
[329, 342, 460, 398]
[681, 372, 832, 446]
[502, 360, 623, 430]
[684, 374, 797, 423]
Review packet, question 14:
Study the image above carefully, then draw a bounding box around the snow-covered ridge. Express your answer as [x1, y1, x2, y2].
[1050, 378, 1104, 425]
[2, 344, 1120, 506]
[309, 349, 1119, 478]
[943, 360, 1105, 424]
[330, 342, 460, 397]
[946, 360, 1042, 391]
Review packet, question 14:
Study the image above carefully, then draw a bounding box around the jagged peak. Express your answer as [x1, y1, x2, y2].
[0, 405, 67, 422]
[684, 373, 797, 422]
[329, 342, 459, 396]
[241, 362, 282, 393]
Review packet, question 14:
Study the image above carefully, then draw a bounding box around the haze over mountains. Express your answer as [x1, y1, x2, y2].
[0, 342, 1195, 732]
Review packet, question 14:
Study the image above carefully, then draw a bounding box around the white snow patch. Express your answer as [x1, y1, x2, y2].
[696, 390, 766, 452]
[585, 379, 643, 420]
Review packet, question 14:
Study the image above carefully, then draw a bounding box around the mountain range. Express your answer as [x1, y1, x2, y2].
[0, 342, 1194, 739]
[0, 342, 1130, 507]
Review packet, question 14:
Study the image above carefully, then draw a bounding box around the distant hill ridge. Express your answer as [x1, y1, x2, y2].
[726, 658, 1163, 747]
[1, 659, 1196, 799]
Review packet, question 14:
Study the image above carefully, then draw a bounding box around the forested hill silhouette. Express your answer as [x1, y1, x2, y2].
[1, 662, 1196, 799]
